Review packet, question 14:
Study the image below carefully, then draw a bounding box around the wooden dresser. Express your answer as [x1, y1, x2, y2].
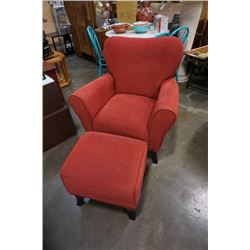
[43, 62, 76, 152]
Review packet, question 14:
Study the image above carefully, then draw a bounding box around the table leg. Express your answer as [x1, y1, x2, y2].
[69, 34, 74, 51]
[62, 34, 74, 54]
[52, 37, 57, 51]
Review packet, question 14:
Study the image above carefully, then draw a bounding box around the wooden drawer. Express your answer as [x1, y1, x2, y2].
[43, 80, 65, 116]
[43, 105, 76, 151]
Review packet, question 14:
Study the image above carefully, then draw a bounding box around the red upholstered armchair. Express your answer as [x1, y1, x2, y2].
[70, 36, 183, 163]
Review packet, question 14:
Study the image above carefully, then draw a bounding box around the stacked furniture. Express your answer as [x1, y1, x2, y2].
[60, 37, 183, 219]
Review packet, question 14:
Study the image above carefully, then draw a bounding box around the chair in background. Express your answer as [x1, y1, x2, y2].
[155, 26, 189, 44]
[170, 26, 189, 44]
[155, 31, 170, 38]
[69, 36, 183, 163]
[87, 26, 107, 76]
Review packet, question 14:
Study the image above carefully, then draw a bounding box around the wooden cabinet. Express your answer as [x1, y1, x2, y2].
[95, 28, 109, 50]
[43, 62, 76, 152]
[64, 1, 96, 57]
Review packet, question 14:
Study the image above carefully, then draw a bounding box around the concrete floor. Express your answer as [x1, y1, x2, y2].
[43, 54, 208, 250]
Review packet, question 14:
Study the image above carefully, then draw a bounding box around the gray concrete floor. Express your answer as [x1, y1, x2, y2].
[43, 54, 208, 250]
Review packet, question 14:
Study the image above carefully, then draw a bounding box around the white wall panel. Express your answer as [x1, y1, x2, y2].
[178, 1, 203, 83]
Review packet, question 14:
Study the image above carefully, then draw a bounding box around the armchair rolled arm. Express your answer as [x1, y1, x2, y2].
[69, 73, 115, 131]
[149, 78, 179, 151]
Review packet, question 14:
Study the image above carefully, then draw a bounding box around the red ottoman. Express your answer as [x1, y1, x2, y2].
[60, 132, 147, 220]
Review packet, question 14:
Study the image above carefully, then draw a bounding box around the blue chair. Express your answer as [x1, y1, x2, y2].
[155, 26, 189, 42]
[170, 26, 189, 44]
[155, 31, 170, 38]
[87, 26, 107, 77]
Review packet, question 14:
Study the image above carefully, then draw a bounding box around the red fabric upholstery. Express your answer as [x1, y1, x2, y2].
[69, 73, 114, 131]
[93, 94, 155, 141]
[60, 132, 147, 209]
[70, 37, 182, 152]
[149, 78, 179, 151]
[104, 36, 183, 98]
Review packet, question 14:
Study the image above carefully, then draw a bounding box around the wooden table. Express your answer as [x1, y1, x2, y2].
[44, 51, 71, 88]
[184, 46, 208, 91]
[105, 29, 168, 38]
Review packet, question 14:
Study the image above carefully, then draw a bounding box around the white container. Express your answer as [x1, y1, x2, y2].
[154, 15, 169, 33]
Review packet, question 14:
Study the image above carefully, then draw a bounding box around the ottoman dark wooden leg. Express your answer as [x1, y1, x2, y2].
[75, 195, 85, 206]
[150, 151, 158, 164]
[127, 209, 136, 220]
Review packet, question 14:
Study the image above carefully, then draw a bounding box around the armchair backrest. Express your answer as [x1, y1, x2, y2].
[104, 36, 183, 98]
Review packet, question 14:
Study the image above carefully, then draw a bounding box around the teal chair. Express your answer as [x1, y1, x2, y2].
[155, 31, 170, 38]
[170, 26, 189, 44]
[87, 26, 107, 77]
[155, 26, 189, 83]
[155, 26, 189, 43]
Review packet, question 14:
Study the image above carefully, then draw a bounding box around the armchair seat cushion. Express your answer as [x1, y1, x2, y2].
[93, 94, 156, 141]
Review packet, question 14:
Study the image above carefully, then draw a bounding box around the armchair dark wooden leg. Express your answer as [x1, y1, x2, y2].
[150, 151, 158, 164]
[75, 195, 85, 206]
[127, 209, 136, 220]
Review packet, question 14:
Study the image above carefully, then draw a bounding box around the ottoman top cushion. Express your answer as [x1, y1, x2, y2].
[60, 132, 147, 209]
